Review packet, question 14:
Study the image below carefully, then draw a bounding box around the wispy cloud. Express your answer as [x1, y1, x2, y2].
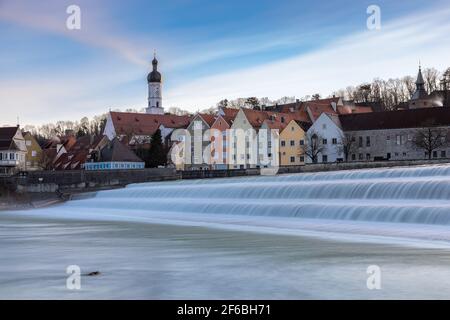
[0, 0, 151, 66]
[165, 6, 450, 109]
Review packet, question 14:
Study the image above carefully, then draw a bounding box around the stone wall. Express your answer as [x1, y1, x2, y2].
[2, 159, 450, 195]
[5, 168, 180, 193]
[181, 168, 260, 179]
[277, 158, 450, 174]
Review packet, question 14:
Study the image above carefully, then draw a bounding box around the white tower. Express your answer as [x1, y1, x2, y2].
[146, 54, 164, 114]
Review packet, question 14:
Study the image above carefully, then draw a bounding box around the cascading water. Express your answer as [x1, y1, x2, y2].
[12, 164, 450, 244]
[43, 164, 450, 224]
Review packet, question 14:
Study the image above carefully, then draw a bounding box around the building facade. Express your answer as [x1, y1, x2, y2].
[23, 131, 43, 170]
[339, 108, 450, 161]
[0, 126, 27, 175]
[305, 113, 345, 163]
[279, 120, 310, 166]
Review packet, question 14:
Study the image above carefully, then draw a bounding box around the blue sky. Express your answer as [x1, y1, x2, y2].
[1, 0, 450, 125]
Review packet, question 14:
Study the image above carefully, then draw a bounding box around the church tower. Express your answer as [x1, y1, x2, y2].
[409, 63, 433, 109]
[411, 64, 427, 100]
[146, 54, 164, 114]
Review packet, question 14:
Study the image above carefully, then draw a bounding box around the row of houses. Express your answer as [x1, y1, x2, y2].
[2, 65, 449, 174]
[177, 105, 450, 170]
[0, 126, 144, 175]
[100, 65, 450, 170]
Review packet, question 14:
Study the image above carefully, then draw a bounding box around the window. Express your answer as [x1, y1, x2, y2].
[290, 140, 295, 146]
[290, 156, 295, 163]
[366, 153, 370, 160]
[403, 152, 407, 157]
[10, 153, 15, 160]
[300, 140, 304, 146]
[433, 151, 438, 158]
[246, 154, 250, 160]
[396, 135, 401, 145]
[26, 140, 32, 146]
[300, 156, 305, 162]
[246, 141, 250, 148]
[441, 151, 447, 158]
[31, 150, 37, 157]
[358, 137, 363, 148]
[322, 139, 328, 145]
[322, 124, 327, 130]
[291, 126, 294, 131]
[386, 135, 390, 141]
[366, 136, 370, 147]
[332, 138, 337, 145]
[359, 153, 363, 160]
[322, 155, 328, 163]
[407, 134, 412, 141]
[351, 154, 356, 161]
[281, 140, 286, 147]
[387, 153, 391, 159]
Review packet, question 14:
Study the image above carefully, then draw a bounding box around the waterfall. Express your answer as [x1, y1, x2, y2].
[51, 163, 450, 227]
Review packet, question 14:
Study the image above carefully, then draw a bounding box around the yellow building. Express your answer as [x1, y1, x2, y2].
[279, 120, 310, 166]
[23, 131, 44, 170]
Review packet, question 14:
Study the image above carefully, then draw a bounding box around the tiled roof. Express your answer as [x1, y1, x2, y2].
[242, 109, 301, 130]
[100, 138, 143, 162]
[110, 111, 191, 136]
[339, 107, 450, 131]
[221, 107, 240, 118]
[53, 135, 108, 170]
[198, 113, 217, 127]
[0, 126, 18, 150]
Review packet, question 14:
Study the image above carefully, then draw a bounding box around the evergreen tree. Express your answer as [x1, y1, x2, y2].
[148, 129, 167, 167]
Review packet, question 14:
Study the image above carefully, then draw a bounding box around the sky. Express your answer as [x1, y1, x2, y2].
[1, 0, 450, 126]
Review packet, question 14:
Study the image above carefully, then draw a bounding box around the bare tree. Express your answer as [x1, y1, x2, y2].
[401, 76, 416, 99]
[338, 133, 358, 162]
[300, 131, 326, 163]
[413, 123, 449, 159]
[423, 68, 440, 93]
[275, 96, 296, 104]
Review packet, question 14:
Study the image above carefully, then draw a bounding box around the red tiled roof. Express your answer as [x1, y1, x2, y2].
[306, 102, 338, 121]
[242, 109, 301, 129]
[198, 113, 217, 127]
[110, 111, 191, 136]
[221, 107, 240, 119]
[53, 135, 108, 170]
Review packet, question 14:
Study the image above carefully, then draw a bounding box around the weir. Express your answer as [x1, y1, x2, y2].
[47, 164, 450, 227]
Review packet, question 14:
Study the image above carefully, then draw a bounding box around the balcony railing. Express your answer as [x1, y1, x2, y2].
[0, 160, 20, 167]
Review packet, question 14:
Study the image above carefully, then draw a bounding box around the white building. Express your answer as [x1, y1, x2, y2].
[305, 113, 344, 163]
[0, 126, 27, 175]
